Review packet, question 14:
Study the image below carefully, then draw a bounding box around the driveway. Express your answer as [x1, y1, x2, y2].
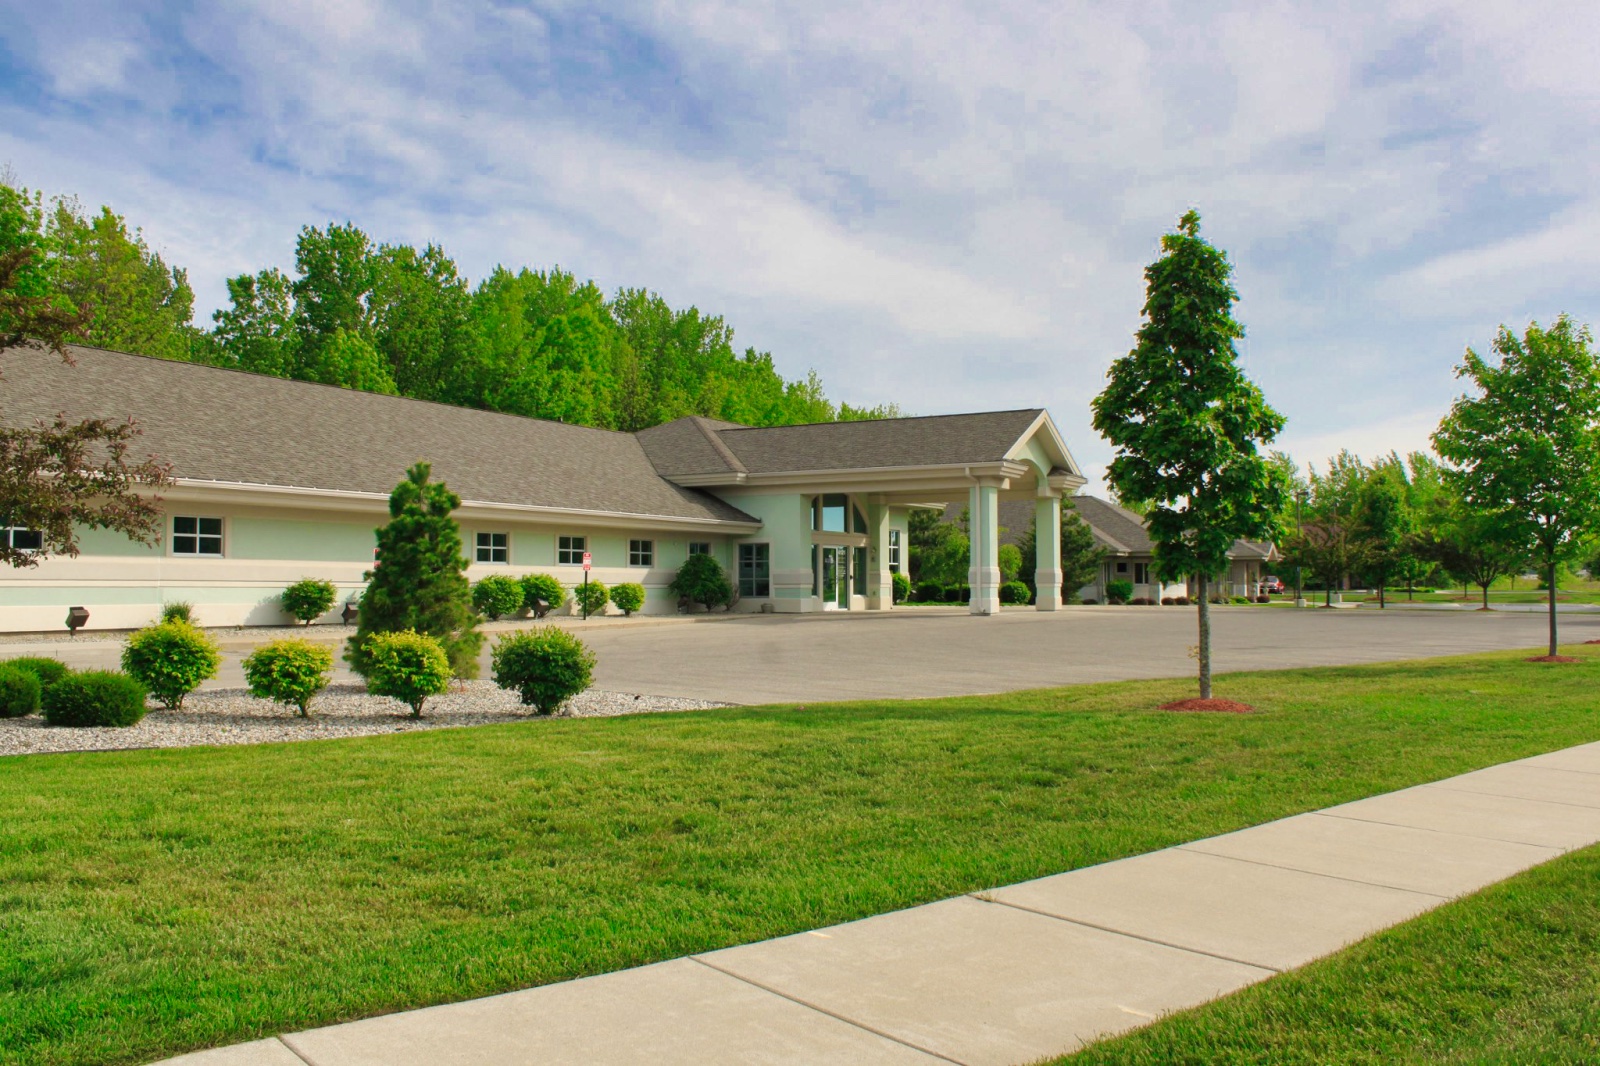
[7, 605, 1592, 705]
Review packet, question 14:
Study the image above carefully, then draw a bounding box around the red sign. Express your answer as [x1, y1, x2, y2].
[581, 551, 592, 571]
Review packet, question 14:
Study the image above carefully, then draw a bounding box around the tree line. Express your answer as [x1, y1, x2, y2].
[0, 176, 899, 431]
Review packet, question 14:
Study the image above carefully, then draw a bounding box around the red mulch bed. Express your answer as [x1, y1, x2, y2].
[1526, 655, 1583, 663]
[1160, 698, 1255, 713]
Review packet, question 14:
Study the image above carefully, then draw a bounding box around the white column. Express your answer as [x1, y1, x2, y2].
[1034, 493, 1062, 611]
[867, 498, 893, 610]
[968, 480, 1002, 615]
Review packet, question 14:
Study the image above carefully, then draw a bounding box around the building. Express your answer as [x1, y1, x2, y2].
[946, 496, 1279, 602]
[1, 345, 1087, 632]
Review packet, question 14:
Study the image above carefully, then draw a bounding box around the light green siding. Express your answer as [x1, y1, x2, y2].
[229, 516, 375, 562]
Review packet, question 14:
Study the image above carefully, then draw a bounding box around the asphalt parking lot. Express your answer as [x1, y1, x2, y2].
[9, 605, 1593, 706]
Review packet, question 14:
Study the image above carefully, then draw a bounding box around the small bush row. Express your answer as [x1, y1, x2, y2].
[468, 574, 651, 618]
[0, 656, 150, 726]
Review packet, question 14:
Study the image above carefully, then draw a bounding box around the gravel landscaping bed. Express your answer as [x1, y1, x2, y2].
[0, 682, 734, 758]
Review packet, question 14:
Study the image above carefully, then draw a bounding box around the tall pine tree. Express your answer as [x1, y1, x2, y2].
[347, 463, 481, 679]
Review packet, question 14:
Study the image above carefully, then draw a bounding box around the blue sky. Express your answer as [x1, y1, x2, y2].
[2, 1, 1597, 491]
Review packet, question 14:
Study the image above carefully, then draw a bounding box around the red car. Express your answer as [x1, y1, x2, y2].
[1260, 575, 1286, 595]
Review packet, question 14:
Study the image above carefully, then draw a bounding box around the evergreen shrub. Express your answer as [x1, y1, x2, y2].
[669, 554, 731, 611]
[5, 656, 70, 689]
[891, 572, 911, 604]
[243, 638, 334, 717]
[999, 580, 1031, 604]
[1106, 579, 1134, 604]
[574, 580, 609, 616]
[998, 543, 1023, 583]
[364, 630, 452, 718]
[520, 573, 566, 614]
[43, 671, 148, 727]
[281, 578, 338, 625]
[0, 665, 42, 718]
[914, 581, 944, 603]
[121, 621, 221, 709]
[609, 582, 645, 616]
[491, 628, 597, 714]
[472, 575, 525, 620]
[160, 602, 195, 625]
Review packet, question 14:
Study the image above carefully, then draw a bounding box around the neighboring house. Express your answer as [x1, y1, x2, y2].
[0, 345, 1086, 632]
[944, 495, 1278, 602]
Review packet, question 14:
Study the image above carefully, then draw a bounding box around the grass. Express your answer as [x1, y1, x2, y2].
[4, 647, 1600, 1066]
[1058, 842, 1600, 1065]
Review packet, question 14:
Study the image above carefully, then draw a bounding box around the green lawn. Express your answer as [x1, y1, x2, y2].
[4, 648, 1600, 1066]
[1059, 842, 1600, 1065]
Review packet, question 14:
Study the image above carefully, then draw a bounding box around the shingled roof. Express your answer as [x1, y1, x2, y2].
[943, 495, 1277, 559]
[2, 345, 757, 525]
[638, 408, 1051, 481]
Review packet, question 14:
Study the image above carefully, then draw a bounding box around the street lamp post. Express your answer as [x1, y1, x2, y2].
[1294, 488, 1308, 608]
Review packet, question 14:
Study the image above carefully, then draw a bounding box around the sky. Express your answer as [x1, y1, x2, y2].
[2, 1, 1597, 492]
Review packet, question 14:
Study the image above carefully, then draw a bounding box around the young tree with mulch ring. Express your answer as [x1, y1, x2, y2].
[1092, 210, 1285, 707]
[1433, 316, 1600, 661]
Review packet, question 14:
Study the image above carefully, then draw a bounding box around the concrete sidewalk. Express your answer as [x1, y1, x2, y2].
[156, 742, 1600, 1066]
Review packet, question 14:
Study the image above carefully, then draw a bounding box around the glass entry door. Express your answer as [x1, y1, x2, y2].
[820, 546, 850, 610]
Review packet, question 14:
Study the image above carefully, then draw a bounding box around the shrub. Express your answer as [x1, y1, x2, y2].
[609, 582, 646, 616]
[573, 579, 609, 616]
[472, 575, 525, 620]
[944, 585, 965, 603]
[520, 573, 567, 614]
[891, 572, 911, 604]
[998, 543, 1023, 583]
[915, 581, 944, 603]
[0, 665, 42, 718]
[999, 580, 1031, 605]
[364, 630, 452, 718]
[42, 670, 148, 727]
[281, 578, 338, 625]
[1257, 594, 1271, 604]
[1081, 597, 1099, 605]
[1232, 596, 1250, 605]
[1161, 597, 1175, 606]
[243, 638, 334, 717]
[669, 553, 731, 611]
[121, 621, 221, 709]
[5, 656, 70, 690]
[1106, 579, 1134, 604]
[160, 601, 195, 625]
[491, 628, 597, 714]
[1129, 596, 1156, 605]
[1174, 595, 1191, 606]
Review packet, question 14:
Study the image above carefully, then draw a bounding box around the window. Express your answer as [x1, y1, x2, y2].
[3, 526, 42, 553]
[738, 543, 770, 597]
[1115, 561, 1128, 573]
[558, 535, 587, 565]
[629, 539, 654, 566]
[475, 532, 509, 564]
[688, 542, 711, 557]
[172, 516, 223, 556]
[888, 530, 901, 573]
[1133, 563, 1149, 584]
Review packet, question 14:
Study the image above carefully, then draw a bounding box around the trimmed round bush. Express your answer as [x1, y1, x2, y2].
[121, 621, 221, 709]
[42, 670, 148, 727]
[0, 665, 42, 718]
[4, 656, 70, 690]
[891, 572, 911, 604]
[520, 573, 567, 613]
[574, 579, 609, 616]
[1105, 579, 1134, 605]
[160, 601, 195, 625]
[491, 627, 597, 714]
[472, 575, 525, 620]
[609, 582, 646, 616]
[999, 580, 1031, 605]
[281, 578, 338, 625]
[364, 630, 452, 717]
[243, 638, 334, 717]
[669, 553, 731, 611]
[915, 581, 944, 603]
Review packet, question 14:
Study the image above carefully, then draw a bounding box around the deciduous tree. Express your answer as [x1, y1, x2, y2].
[1091, 210, 1285, 699]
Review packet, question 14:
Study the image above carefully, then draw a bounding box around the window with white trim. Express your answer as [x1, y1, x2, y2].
[172, 516, 223, 556]
[476, 532, 509, 564]
[1133, 563, 1149, 584]
[628, 539, 654, 566]
[558, 535, 586, 565]
[888, 530, 901, 573]
[3, 526, 43, 552]
[688, 542, 711, 557]
[738, 543, 770, 597]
